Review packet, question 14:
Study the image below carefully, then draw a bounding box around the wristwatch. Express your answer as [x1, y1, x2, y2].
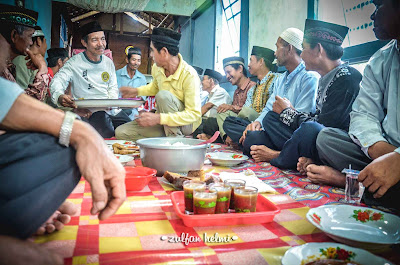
[59, 111, 78, 147]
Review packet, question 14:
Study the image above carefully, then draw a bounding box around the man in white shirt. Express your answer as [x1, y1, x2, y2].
[201, 69, 232, 118]
[192, 69, 231, 138]
[50, 21, 130, 138]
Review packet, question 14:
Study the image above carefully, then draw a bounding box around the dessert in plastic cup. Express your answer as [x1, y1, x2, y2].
[193, 188, 217, 215]
[183, 180, 206, 213]
[224, 179, 246, 210]
[209, 183, 232, 214]
[234, 186, 258, 213]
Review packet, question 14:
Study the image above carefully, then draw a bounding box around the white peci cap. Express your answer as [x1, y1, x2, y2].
[279, 28, 304, 51]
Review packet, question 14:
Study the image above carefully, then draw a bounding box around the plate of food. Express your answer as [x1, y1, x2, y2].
[306, 205, 400, 251]
[281, 242, 393, 265]
[106, 141, 140, 157]
[160, 170, 217, 190]
[75, 99, 144, 108]
[210, 144, 221, 149]
[206, 152, 248, 167]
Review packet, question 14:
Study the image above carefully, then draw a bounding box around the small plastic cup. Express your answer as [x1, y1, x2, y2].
[224, 179, 246, 210]
[183, 180, 206, 214]
[209, 183, 231, 214]
[193, 188, 217, 215]
[234, 186, 258, 213]
[343, 168, 365, 204]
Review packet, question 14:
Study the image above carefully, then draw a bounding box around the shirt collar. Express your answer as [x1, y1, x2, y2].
[210, 84, 220, 93]
[258, 71, 272, 85]
[160, 53, 184, 80]
[121, 66, 142, 79]
[285, 61, 305, 82]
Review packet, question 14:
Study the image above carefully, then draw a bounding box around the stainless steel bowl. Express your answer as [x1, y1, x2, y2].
[136, 137, 209, 176]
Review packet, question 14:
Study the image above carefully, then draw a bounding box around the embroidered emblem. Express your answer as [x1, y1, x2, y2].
[280, 108, 298, 127]
[82, 70, 88, 81]
[101, 72, 110, 82]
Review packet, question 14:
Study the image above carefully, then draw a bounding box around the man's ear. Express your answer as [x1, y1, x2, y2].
[125, 57, 129, 64]
[36, 37, 42, 47]
[317, 43, 323, 55]
[57, 58, 63, 67]
[81, 39, 87, 48]
[10, 29, 18, 44]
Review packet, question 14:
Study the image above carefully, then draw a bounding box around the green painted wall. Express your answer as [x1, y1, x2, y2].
[144, 0, 207, 16]
[248, 0, 308, 56]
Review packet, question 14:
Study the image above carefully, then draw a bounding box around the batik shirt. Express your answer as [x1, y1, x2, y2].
[348, 40, 400, 156]
[231, 78, 256, 113]
[244, 71, 278, 113]
[1, 63, 49, 102]
[279, 63, 362, 131]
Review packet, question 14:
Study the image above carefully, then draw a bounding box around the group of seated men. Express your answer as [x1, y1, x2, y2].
[0, 0, 399, 263]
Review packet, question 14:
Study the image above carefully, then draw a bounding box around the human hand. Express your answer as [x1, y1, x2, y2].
[71, 122, 126, 220]
[217, 104, 232, 113]
[272, 95, 293, 114]
[73, 108, 92, 119]
[358, 152, 400, 198]
[25, 49, 47, 74]
[225, 136, 233, 146]
[239, 121, 261, 144]
[136, 112, 161, 127]
[58, 94, 77, 108]
[119, 86, 138, 98]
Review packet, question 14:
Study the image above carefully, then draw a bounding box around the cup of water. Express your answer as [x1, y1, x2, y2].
[342, 168, 365, 204]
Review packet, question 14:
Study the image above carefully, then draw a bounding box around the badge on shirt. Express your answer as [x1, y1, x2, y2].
[101, 72, 110, 82]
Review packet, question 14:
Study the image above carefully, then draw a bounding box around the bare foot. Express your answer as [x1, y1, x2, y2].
[297, 157, 314, 175]
[250, 145, 280, 163]
[35, 201, 76, 235]
[0, 235, 63, 265]
[306, 164, 346, 187]
[197, 133, 210, 141]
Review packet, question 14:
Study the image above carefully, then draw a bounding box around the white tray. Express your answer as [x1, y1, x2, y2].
[75, 99, 144, 108]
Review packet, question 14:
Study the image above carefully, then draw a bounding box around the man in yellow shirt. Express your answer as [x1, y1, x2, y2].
[116, 28, 201, 141]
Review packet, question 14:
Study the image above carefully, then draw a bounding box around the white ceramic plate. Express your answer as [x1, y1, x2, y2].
[281, 242, 393, 265]
[75, 99, 144, 108]
[210, 144, 221, 149]
[114, 154, 134, 165]
[206, 152, 248, 167]
[306, 205, 400, 251]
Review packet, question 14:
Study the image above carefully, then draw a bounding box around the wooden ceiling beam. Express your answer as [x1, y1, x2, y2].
[71, 11, 100, 22]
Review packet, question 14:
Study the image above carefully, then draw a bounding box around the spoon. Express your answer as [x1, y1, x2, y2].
[196, 131, 220, 145]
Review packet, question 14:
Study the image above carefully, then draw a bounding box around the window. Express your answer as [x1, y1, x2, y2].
[317, 0, 390, 73]
[318, 0, 377, 48]
[215, 0, 241, 73]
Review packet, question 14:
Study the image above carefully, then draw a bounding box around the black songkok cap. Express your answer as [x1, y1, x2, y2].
[80, 21, 103, 39]
[251, 46, 275, 65]
[192, 66, 203, 76]
[0, 4, 38, 28]
[125, 46, 142, 56]
[204, 69, 223, 82]
[222, 56, 245, 68]
[151, 27, 181, 47]
[304, 19, 349, 46]
[47, 48, 68, 60]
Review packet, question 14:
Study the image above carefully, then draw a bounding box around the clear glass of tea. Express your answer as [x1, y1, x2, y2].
[209, 183, 232, 214]
[183, 180, 206, 214]
[224, 179, 246, 210]
[234, 186, 258, 213]
[193, 188, 217, 215]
